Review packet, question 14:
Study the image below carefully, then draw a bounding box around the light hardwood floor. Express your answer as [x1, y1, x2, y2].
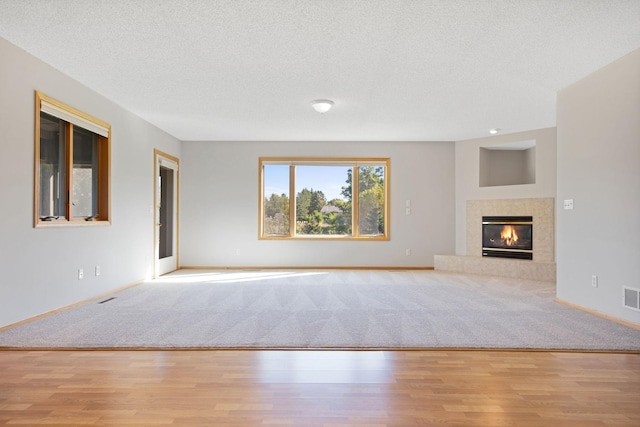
[1, 350, 639, 426]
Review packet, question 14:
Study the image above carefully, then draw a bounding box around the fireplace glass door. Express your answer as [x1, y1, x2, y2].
[482, 216, 532, 259]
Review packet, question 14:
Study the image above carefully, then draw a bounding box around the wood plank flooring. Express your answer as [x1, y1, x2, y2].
[1, 350, 639, 426]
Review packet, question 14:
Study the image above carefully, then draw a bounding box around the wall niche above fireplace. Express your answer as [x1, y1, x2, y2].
[479, 140, 536, 187]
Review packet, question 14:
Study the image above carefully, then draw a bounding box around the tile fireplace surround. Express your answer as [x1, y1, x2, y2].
[435, 198, 556, 282]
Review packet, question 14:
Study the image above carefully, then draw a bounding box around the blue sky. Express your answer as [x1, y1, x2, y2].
[264, 165, 350, 202]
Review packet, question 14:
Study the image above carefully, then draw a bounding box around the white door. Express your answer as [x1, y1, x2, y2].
[155, 151, 179, 277]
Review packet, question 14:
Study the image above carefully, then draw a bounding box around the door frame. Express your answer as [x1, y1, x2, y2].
[153, 149, 180, 278]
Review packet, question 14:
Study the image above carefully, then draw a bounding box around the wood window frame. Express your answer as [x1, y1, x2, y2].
[259, 157, 390, 240]
[34, 92, 111, 227]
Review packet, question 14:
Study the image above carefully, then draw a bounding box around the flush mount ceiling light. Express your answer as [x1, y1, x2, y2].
[311, 99, 334, 113]
[489, 128, 500, 135]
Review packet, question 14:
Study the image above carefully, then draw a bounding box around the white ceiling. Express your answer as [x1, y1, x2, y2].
[1, 0, 639, 142]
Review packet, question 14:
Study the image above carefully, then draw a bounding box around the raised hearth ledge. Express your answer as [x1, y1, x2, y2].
[434, 254, 556, 282]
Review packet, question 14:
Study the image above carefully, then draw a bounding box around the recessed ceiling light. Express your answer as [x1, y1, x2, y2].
[489, 128, 500, 135]
[311, 99, 334, 113]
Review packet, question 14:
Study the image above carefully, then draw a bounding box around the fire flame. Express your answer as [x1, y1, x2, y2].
[501, 226, 519, 246]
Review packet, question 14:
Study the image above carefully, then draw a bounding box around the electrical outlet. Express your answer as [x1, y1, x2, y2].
[235, 249, 241, 256]
[591, 275, 598, 288]
[95, 266, 101, 276]
[563, 199, 574, 210]
[405, 249, 411, 256]
[405, 207, 411, 215]
[78, 268, 84, 280]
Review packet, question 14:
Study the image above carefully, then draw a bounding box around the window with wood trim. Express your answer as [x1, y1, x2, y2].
[35, 92, 110, 227]
[259, 158, 389, 240]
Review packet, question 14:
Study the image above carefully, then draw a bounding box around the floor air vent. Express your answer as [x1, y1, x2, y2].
[623, 287, 640, 312]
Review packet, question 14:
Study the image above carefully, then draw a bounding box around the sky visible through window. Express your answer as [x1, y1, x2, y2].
[264, 165, 351, 202]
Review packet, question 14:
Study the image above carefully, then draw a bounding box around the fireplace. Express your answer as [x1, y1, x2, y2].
[482, 216, 533, 260]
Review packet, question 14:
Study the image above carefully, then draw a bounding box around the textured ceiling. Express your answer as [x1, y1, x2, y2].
[0, 0, 639, 142]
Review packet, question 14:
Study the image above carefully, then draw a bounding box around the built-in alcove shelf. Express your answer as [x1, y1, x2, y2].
[479, 140, 536, 187]
[434, 255, 556, 282]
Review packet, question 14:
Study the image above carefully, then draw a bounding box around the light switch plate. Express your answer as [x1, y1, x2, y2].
[563, 199, 574, 210]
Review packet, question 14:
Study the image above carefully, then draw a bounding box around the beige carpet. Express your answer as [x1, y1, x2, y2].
[1, 270, 639, 350]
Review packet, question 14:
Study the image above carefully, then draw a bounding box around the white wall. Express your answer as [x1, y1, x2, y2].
[180, 141, 455, 268]
[455, 128, 557, 255]
[0, 38, 181, 327]
[556, 48, 640, 325]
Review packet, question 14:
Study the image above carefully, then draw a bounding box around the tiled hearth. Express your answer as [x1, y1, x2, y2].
[435, 198, 556, 282]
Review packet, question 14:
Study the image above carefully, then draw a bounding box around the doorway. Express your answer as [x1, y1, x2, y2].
[154, 150, 179, 277]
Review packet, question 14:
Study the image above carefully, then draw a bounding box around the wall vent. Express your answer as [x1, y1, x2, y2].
[623, 286, 640, 312]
